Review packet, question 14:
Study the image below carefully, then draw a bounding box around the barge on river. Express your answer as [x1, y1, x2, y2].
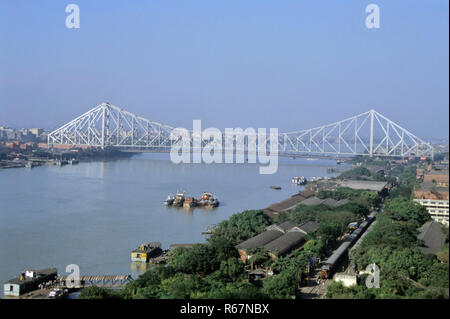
[131, 242, 162, 262]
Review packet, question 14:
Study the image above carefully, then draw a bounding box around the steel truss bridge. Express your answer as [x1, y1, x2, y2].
[48, 102, 434, 158]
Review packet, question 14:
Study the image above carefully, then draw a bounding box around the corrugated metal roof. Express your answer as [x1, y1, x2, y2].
[236, 230, 283, 250]
[300, 196, 325, 206]
[264, 231, 306, 257]
[5, 268, 57, 285]
[236, 219, 318, 256]
[298, 221, 319, 234]
[418, 221, 447, 255]
[268, 220, 297, 232]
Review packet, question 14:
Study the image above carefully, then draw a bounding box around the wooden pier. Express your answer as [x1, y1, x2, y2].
[56, 275, 133, 289]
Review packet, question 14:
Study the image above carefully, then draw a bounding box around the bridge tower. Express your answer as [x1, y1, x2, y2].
[369, 109, 375, 157]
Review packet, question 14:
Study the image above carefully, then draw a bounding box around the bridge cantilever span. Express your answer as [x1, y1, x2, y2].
[47, 102, 434, 158]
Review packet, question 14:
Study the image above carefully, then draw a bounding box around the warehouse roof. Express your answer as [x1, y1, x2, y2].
[418, 221, 447, 255]
[300, 196, 325, 206]
[298, 221, 319, 234]
[338, 180, 387, 192]
[5, 268, 57, 285]
[262, 190, 316, 217]
[264, 230, 306, 257]
[236, 230, 284, 250]
[236, 220, 318, 257]
[298, 196, 350, 207]
[267, 220, 297, 232]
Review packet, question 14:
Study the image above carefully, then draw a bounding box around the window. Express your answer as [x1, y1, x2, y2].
[9, 285, 13, 292]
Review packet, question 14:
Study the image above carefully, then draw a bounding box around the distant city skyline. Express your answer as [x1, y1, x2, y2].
[0, 1, 448, 140]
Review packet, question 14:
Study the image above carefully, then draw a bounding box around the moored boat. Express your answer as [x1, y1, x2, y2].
[198, 192, 220, 208]
[183, 197, 197, 208]
[172, 192, 185, 207]
[292, 176, 307, 185]
[164, 195, 175, 206]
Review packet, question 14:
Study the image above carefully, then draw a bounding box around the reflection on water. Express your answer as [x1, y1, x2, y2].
[130, 262, 152, 278]
[0, 153, 345, 297]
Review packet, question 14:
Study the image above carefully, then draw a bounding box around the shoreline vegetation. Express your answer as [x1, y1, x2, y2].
[77, 155, 449, 299]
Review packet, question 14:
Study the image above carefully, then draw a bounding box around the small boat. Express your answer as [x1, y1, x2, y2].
[68, 159, 79, 165]
[197, 192, 212, 207]
[131, 242, 162, 262]
[172, 192, 185, 207]
[207, 197, 219, 208]
[183, 197, 197, 209]
[25, 161, 33, 168]
[198, 192, 219, 208]
[291, 176, 307, 185]
[270, 186, 282, 190]
[55, 160, 68, 166]
[164, 195, 175, 206]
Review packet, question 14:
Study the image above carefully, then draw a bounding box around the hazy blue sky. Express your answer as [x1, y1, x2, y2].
[0, 1, 448, 139]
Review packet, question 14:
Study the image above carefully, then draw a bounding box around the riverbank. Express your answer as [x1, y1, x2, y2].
[0, 147, 136, 169]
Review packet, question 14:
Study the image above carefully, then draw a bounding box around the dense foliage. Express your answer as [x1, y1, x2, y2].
[317, 188, 380, 209]
[338, 166, 371, 179]
[332, 197, 448, 299]
[209, 210, 272, 246]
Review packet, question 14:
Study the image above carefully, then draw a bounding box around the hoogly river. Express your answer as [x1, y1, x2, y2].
[0, 153, 344, 296]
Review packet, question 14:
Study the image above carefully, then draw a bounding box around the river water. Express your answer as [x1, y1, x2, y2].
[0, 153, 343, 296]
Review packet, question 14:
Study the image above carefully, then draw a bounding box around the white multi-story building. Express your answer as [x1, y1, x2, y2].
[413, 197, 449, 226]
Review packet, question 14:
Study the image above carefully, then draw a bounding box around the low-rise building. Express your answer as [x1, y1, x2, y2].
[337, 180, 388, 193]
[3, 268, 57, 297]
[262, 190, 315, 218]
[417, 221, 447, 255]
[235, 220, 318, 261]
[413, 183, 449, 225]
[423, 170, 449, 187]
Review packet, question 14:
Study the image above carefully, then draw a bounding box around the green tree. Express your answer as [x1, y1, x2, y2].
[78, 286, 122, 299]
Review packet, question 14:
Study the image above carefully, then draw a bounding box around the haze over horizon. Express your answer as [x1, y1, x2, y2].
[0, 1, 448, 140]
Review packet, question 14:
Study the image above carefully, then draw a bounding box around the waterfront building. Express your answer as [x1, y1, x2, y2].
[3, 268, 57, 297]
[262, 190, 315, 218]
